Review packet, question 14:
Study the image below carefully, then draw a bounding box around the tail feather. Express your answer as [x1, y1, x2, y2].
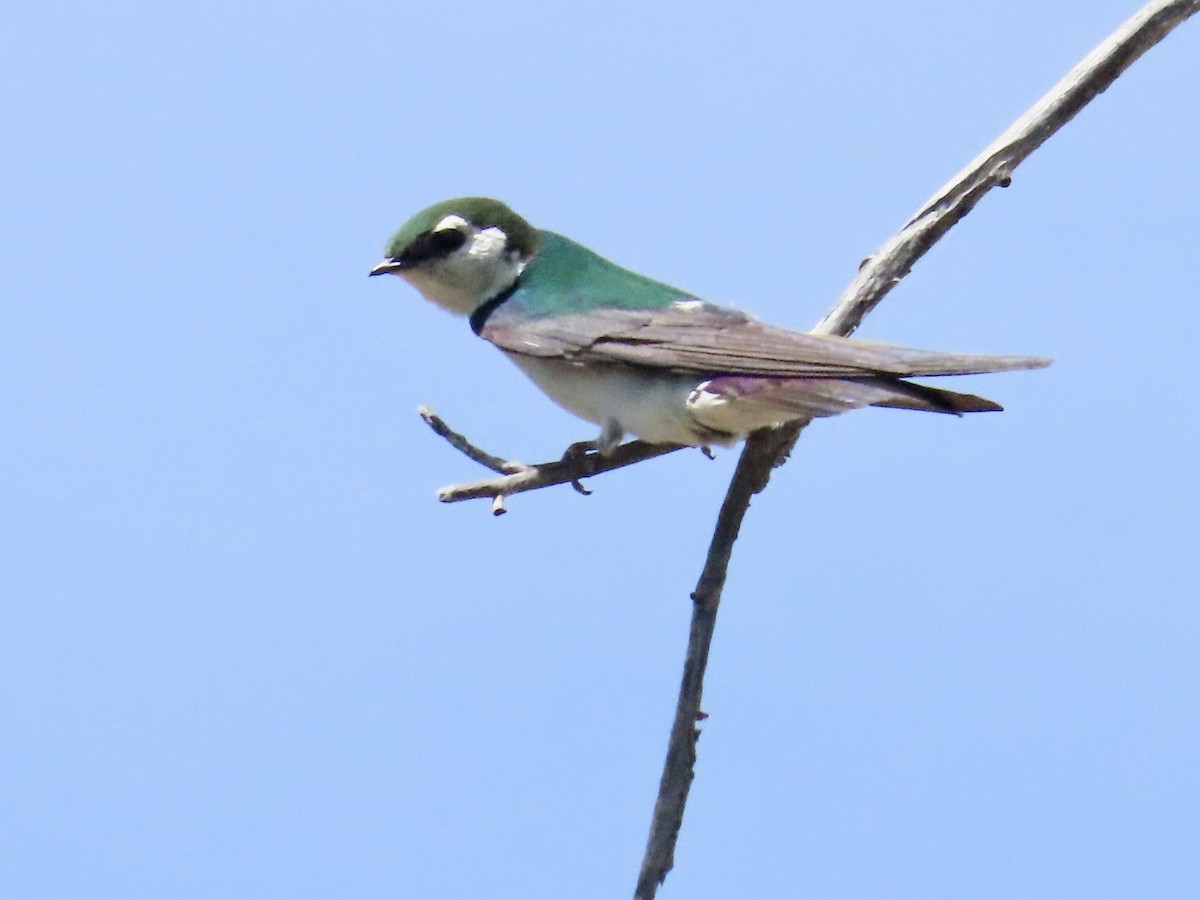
[863, 378, 1003, 415]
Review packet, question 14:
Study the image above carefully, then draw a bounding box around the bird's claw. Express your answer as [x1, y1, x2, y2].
[561, 440, 599, 464]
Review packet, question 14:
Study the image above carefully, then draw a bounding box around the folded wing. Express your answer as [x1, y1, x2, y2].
[481, 302, 1050, 379]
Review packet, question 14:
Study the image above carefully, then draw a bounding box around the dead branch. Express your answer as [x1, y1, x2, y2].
[633, 3, 1200, 897]
[420, 407, 686, 514]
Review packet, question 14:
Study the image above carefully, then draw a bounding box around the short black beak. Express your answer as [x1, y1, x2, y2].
[369, 259, 404, 277]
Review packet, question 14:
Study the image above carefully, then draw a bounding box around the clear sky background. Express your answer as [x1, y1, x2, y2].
[3, 2, 1198, 898]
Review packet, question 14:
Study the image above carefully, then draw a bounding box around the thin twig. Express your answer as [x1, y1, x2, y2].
[418, 407, 523, 474]
[633, 3, 1199, 897]
[419, 408, 687, 510]
[434, 439, 683, 506]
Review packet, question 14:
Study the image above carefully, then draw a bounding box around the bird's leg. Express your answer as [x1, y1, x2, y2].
[597, 417, 625, 456]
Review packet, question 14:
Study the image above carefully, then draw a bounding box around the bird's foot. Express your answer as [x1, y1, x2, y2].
[561, 439, 599, 464]
[561, 418, 625, 463]
[557, 441, 600, 496]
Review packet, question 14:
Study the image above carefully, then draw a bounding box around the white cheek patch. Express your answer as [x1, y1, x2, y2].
[433, 214, 469, 232]
[469, 226, 508, 259]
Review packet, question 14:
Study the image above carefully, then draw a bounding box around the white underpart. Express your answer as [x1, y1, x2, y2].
[505, 354, 742, 447]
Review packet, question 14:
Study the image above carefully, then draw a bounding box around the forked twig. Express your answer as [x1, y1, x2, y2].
[420, 406, 687, 514]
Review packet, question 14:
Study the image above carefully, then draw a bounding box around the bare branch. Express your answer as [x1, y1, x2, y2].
[418, 407, 522, 475]
[634, 428, 792, 900]
[419, 408, 687, 511]
[815, 0, 1200, 339]
[634, 3, 1199, 897]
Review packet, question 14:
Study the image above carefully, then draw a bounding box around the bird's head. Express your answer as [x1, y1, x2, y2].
[369, 197, 541, 316]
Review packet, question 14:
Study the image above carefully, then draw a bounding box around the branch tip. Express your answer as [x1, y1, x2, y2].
[635, 4, 1199, 895]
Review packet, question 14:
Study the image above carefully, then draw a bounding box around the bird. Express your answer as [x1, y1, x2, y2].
[369, 197, 1049, 452]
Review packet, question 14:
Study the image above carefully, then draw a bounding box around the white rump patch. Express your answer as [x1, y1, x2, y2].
[687, 380, 730, 412]
[687, 378, 795, 436]
[673, 299, 705, 311]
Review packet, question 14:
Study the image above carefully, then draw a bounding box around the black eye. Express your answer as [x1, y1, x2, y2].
[401, 228, 468, 264]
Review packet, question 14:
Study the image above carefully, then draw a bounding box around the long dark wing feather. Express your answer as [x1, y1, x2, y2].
[482, 304, 1050, 378]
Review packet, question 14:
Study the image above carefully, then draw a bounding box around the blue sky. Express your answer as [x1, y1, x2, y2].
[3, 1, 1198, 897]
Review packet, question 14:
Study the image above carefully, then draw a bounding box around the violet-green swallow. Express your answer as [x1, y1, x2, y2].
[370, 197, 1048, 450]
